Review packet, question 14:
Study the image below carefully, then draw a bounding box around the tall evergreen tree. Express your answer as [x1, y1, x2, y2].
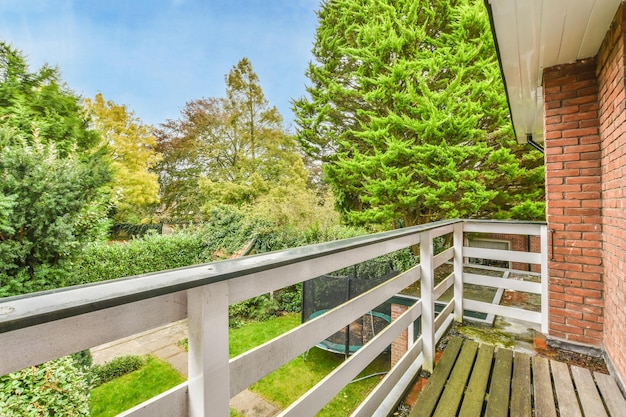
[293, 0, 544, 228]
[0, 43, 111, 296]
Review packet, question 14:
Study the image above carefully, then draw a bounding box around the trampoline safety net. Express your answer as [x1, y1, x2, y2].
[301, 259, 399, 356]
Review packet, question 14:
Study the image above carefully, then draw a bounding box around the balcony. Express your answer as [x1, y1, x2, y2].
[0, 219, 548, 417]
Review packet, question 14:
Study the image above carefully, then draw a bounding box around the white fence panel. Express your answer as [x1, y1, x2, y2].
[229, 267, 420, 394]
[0, 219, 548, 417]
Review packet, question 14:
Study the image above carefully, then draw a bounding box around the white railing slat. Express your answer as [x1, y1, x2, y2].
[431, 224, 454, 238]
[463, 273, 541, 294]
[433, 247, 454, 269]
[463, 221, 543, 235]
[350, 304, 423, 417]
[0, 292, 186, 376]
[463, 246, 541, 264]
[463, 299, 542, 324]
[229, 233, 421, 304]
[120, 382, 188, 417]
[433, 273, 454, 300]
[434, 300, 455, 331]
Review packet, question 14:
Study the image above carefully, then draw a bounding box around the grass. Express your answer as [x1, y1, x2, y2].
[90, 355, 185, 417]
[229, 312, 301, 357]
[176, 312, 302, 357]
[227, 312, 391, 416]
[251, 348, 389, 417]
[92, 313, 389, 417]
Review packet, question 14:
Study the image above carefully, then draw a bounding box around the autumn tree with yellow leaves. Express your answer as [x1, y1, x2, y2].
[84, 93, 162, 223]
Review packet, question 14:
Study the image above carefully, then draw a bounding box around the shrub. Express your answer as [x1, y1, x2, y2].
[90, 355, 144, 387]
[229, 295, 280, 328]
[0, 356, 90, 417]
[275, 284, 302, 313]
[66, 230, 209, 286]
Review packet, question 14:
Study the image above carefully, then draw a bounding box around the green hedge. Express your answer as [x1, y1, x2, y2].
[90, 355, 145, 387]
[65, 230, 210, 286]
[65, 209, 416, 326]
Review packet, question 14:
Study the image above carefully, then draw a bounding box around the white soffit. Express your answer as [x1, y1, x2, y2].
[487, 0, 622, 144]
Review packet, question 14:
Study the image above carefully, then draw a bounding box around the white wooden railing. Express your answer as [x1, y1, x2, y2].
[0, 219, 547, 417]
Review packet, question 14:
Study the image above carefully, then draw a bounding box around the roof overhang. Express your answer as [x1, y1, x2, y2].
[485, 0, 622, 144]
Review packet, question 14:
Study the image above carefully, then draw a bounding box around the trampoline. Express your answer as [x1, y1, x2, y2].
[302, 259, 398, 356]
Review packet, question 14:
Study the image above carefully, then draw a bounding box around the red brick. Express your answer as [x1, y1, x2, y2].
[567, 288, 602, 299]
[568, 334, 602, 346]
[551, 322, 584, 335]
[550, 292, 583, 304]
[550, 307, 583, 320]
[567, 318, 603, 331]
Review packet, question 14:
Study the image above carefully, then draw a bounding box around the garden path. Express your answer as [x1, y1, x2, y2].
[90, 319, 280, 417]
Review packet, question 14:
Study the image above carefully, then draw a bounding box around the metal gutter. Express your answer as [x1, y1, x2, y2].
[483, 0, 521, 143]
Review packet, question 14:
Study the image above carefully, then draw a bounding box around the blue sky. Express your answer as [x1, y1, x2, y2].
[0, 0, 320, 130]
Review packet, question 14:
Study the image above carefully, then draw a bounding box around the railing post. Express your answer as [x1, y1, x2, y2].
[453, 222, 464, 322]
[420, 229, 435, 373]
[187, 281, 230, 417]
[540, 224, 549, 334]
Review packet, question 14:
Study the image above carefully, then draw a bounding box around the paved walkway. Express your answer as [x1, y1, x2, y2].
[90, 320, 280, 417]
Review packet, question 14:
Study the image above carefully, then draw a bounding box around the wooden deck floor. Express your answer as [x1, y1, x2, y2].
[410, 336, 626, 417]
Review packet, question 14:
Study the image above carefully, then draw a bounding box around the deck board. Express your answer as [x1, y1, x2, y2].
[510, 352, 531, 417]
[595, 372, 626, 417]
[484, 348, 512, 417]
[458, 343, 494, 417]
[532, 356, 557, 417]
[433, 340, 478, 417]
[551, 360, 582, 417]
[410, 336, 463, 417]
[410, 336, 626, 417]
[571, 366, 608, 417]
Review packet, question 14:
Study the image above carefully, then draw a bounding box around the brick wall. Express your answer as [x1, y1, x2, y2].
[597, 4, 626, 386]
[543, 59, 604, 347]
[391, 303, 409, 367]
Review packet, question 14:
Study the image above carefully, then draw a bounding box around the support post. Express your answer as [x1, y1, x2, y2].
[187, 281, 230, 417]
[420, 230, 435, 373]
[540, 225, 549, 334]
[453, 223, 464, 322]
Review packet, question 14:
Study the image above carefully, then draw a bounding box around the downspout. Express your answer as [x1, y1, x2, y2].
[526, 134, 544, 154]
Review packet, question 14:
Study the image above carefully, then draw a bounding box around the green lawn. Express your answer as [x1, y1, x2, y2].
[228, 312, 390, 416]
[91, 313, 389, 417]
[251, 347, 389, 417]
[229, 312, 301, 357]
[90, 355, 185, 417]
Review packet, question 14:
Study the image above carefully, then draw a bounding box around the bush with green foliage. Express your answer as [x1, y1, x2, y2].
[229, 295, 279, 328]
[0, 129, 112, 297]
[0, 42, 112, 297]
[66, 230, 209, 286]
[90, 355, 145, 387]
[0, 356, 90, 417]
